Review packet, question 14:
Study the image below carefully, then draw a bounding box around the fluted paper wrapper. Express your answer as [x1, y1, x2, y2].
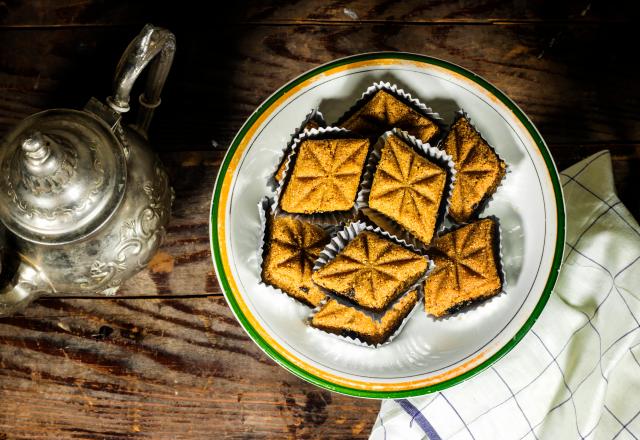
[267, 109, 326, 192]
[334, 81, 445, 142]
[311, 221, 434, 322]
[425, 215, 506, 320]
[356, 128, 456, 250]
[272, 126, 369, 225]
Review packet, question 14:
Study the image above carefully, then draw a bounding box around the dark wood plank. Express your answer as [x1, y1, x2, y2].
[0, 1, 147, 27]
[213, 23, 640, 146]
[0, 296, 378, 439]
[1, 22, 639, 154]
[0, 0, 630, 26]
[242, 0, 628, 23]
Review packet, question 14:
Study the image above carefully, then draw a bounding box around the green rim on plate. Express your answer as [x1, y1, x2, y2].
[209, 52, 566, 398]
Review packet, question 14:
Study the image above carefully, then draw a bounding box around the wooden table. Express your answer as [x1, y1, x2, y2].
[0, 1, 637, 438]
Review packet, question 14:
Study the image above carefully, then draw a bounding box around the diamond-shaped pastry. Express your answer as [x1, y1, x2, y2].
[312, 231, 428, 312]
[443, 116, 506, 223]
[424, 218, 502, 317]
[309, 289, 419, 345]
[339, 89, 440, 142]
[280, 137, 370, 214]
[262, 216, 330, 307]
[368, 133, 448, 246]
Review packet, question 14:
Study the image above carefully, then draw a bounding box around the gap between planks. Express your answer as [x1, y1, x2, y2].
[38, 293, 224, 301]
[0, 18, 632, 30]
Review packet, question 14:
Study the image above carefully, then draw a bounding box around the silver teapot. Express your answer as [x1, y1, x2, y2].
[0, 24, 176, 315]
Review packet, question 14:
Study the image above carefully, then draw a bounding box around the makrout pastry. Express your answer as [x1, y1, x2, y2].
[309, 289, 419, 345]
[443, 115, 506, 223]
[368, 132, 448, 246]
[312, 230, 428, 312]
[424, 218, 502, 317]
[274, 112, 326, 184]
[280, 137, 370, 214]
[262, 216, 330, 307]
[337, 88, 440, 142]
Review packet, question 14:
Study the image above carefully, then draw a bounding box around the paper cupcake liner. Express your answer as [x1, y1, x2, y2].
[272, 126, 370, 225]
[333, 81, 446, 142]
[426, 215, 507, 320]
[257, 197, 336, 309]
[267, 109, 326, 192]
[312, 221, 434, 322]
[440, 110, 509, 224]
[356, 128, 456, 250]
[306, 286, 423, 348]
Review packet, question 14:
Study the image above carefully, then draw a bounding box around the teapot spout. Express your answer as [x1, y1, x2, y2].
[0, 258, 54, 317]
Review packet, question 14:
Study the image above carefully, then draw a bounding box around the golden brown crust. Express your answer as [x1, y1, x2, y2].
[280, 138, 370, 214]
[311, 231, 428, 312]
[339, 90, 440, 142]
[262, 216, 330, 307]
[368, 134, 447, 246]
[443, 116, 506, 223]
[310, 289, 419, 345]
[424, 218, 502, 317]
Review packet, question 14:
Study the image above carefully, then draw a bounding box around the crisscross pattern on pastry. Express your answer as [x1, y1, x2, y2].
[369, 134, 447, 246]
[310, 289, 419, 345]
[280, 138, 369, 213]
[424, 218, 502, 317]
[262, 216, 330, 307]
[444, 117, 506, 222]
[312, 231, 428, 312]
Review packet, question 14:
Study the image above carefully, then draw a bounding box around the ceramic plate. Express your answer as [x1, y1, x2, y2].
[209, 53, 565, 398]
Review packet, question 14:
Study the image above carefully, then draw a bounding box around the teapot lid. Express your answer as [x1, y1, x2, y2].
[0, 108, 127, 244]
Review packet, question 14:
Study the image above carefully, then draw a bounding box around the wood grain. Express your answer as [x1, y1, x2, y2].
[242, 0, 628, 23]
[0, 23, 638, 151]
[0, 0, 630, 26]
[0, 296, 379, 439]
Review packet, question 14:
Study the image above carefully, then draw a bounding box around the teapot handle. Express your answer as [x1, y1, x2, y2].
[0, 259, 53, 317]
[107, 24, 176, 138]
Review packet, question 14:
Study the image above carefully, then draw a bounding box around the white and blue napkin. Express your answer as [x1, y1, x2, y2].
[370, 151, 640, 440]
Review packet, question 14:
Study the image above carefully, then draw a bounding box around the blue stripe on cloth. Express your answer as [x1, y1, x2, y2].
[395, 399, 443, 440]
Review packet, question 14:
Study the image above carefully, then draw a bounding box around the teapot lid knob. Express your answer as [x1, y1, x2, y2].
[0, 109, 127, 244]
[22, 132, 47, 158]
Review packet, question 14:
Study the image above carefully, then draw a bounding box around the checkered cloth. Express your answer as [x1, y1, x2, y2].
[370, 151, 640, 440]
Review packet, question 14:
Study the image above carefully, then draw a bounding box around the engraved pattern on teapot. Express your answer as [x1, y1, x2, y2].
[75, 161, 171, 292]
[20, 134, 78, 196]
[0, 24, 176, 316]
[4, 142, 105, 221]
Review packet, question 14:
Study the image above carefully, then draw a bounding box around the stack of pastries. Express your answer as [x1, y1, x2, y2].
[260, 82, 506, 347]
